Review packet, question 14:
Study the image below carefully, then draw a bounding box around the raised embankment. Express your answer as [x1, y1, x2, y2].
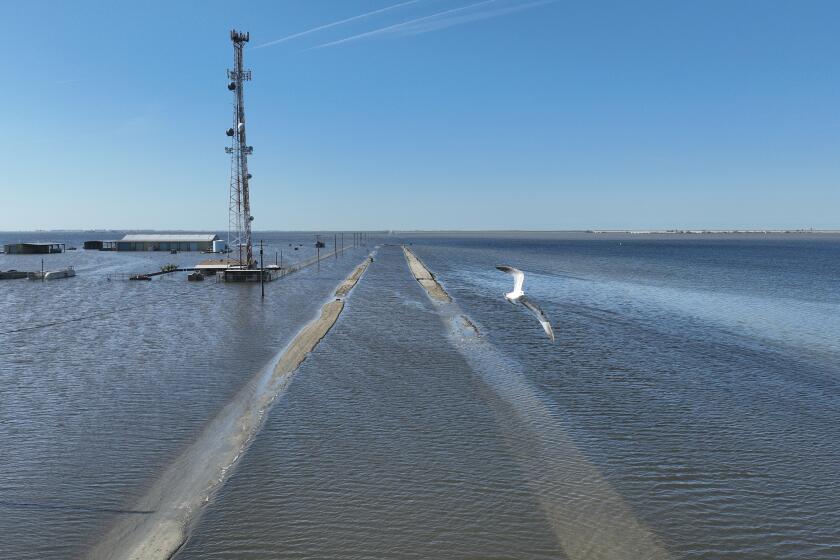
[335, 256, 372, 297]
[398, 245, 668, 560]
[90, 255, 371, 560]
[401, 246, 451, 303]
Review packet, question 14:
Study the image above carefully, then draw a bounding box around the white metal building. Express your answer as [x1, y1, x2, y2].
[115, 234, 218, 252]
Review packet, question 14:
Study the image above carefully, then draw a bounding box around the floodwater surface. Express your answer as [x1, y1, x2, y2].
[2, 232, 839, 559]
[0, 231, 368, 559]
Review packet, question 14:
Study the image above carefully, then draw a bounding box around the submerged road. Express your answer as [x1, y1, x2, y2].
[402, 245, 669, 560]
[173, 246, 669, 559]
[89, 254, 373, 560]
[6, 235, 837, 559]
[91, 245, 670, 559]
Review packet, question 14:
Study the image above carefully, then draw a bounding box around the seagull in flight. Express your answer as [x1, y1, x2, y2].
[496, 265, 555, 341]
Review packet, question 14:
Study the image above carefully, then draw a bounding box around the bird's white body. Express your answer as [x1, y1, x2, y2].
[503, 267, 526, 301]
[496, 265, 555, 341]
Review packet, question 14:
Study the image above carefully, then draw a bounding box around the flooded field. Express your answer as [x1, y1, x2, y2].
[2, 232, 839, 559]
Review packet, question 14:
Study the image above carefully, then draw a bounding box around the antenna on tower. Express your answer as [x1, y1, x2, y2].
[226, 29, 255, 268]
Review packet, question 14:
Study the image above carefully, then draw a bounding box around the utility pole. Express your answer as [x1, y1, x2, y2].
[260, 239, 264, 298]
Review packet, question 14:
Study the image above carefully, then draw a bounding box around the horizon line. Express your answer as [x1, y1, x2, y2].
[3, 228, 839, 234]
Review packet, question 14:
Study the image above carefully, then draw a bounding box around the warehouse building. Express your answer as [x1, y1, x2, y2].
[116, 234, 219, 252]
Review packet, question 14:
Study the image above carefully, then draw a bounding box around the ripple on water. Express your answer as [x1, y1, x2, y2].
[0, 233, 372, 559]
[176, 247, 563, 559]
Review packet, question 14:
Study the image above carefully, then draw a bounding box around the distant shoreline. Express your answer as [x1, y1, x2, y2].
[2, 229, 839, 235]
[396, 229, 840, 235]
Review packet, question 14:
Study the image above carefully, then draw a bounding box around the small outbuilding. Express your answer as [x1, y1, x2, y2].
[194, 258, 240, 275]
[3, 242, 64, 254]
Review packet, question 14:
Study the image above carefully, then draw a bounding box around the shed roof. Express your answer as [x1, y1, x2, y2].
[120, 234, 218, 242]
[195, 258, 240, 270]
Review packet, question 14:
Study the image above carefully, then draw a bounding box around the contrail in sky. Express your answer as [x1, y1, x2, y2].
[309, 0, 497, 49]
[309, 0, 552, 50]
[254, 0, 424, 49]
[400, 0, 554, 35]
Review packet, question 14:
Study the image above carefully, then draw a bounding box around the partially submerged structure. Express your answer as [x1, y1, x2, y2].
[115, 234, 218, 252]
[83, 240, 118, 251]
[194, 258, 241, 275]
[195, 258, 278, 282]
[3, 242, 64, 254]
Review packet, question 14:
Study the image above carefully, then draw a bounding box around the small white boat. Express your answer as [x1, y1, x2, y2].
[29, 266, 75, 280]
[46, 267, 75, 279]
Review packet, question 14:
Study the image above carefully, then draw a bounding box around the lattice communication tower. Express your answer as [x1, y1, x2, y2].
[225, 30, 254, 267]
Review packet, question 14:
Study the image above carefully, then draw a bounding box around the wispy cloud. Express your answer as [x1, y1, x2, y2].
[310, 0, 496, 49]
[400, 0, 554, 35]
[309, 0, 553, 50]
[254, 0, 424, 49]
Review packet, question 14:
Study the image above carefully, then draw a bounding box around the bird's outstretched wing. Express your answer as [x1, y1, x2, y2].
[519, 296, 555, 341]
[496, 265, 525, 295]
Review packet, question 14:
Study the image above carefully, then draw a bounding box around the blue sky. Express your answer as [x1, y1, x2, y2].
[1, 0, 839, 230]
